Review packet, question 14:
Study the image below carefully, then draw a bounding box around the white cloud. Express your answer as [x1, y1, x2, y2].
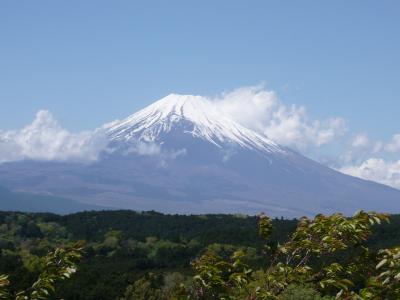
[338, 133, 383, 165]
[386, 134, 400, 153]
[169, 148, 187, 159]
[336, 133, 400, 189]
[124, 142, 162, 156]
[346, 133, 400, 161]
[340, 158, 400, 189]
[213, 85, 347, 151]
[123, 141, 187, 167]
[0, 110, 108, 163]
[338, 131, 400, 163]
[214, 85, 278, 132]
[351, 133, 371, 148]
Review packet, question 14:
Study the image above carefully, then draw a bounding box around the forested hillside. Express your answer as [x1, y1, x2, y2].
[0, 210, 400, 299]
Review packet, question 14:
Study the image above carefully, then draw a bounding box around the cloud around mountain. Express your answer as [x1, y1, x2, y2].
[0, 110, 108, 163]
[338, 133, 400, 189]
[0, 86, 399, 190]
[213, 85, 347, 151]
[340, 159, 400, 190]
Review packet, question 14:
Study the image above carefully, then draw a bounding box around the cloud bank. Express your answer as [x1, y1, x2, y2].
[213, 86, 347, 152]
[337, 132, 400, 189]
[0, 110, 108, 163]
[340, 159, 400, 189]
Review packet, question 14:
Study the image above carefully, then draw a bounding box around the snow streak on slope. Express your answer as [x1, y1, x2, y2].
[107, 94, 285, 154]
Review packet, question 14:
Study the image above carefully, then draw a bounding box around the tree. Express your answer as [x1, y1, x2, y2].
[0, 242, 84, 300]
[191, 211, 400, 299]
[119, 272, 188, 300]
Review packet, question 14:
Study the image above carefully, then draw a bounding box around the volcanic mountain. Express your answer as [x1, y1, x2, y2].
[0, 94, 399, 217]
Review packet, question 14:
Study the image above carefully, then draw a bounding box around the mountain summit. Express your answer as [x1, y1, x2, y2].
[0, 94, 399, 217]
[107, 94, 283, 154]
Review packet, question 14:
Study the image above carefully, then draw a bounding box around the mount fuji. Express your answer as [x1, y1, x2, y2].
[1, 94, 399, 217]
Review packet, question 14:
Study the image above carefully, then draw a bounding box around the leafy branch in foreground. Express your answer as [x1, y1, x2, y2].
[189, 210, 400, 299]
[0, 242, 84, 300]
[0, 276, 10, 299]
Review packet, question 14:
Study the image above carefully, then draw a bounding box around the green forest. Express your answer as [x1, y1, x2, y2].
[0, 210, 400, 299]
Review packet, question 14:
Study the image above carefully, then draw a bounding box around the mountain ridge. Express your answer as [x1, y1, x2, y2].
[0, 94, 399, 217]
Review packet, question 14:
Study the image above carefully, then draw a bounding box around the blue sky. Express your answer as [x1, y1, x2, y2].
[1, 1, 399, 136]
[1, 1, 400, 188]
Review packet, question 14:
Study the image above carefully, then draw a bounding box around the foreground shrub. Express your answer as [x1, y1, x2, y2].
[0, 242, 83, 300]
[189, 211, 400, 299]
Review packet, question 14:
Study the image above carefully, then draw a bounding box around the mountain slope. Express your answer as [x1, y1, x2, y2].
[0, 185, 103, 214]
[0, 94, 399, 217]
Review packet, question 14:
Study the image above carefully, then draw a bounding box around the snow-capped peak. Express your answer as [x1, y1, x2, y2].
[107, 94, 286, 154]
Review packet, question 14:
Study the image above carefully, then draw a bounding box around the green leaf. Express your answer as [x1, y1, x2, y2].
[376, 259, 388, 269]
